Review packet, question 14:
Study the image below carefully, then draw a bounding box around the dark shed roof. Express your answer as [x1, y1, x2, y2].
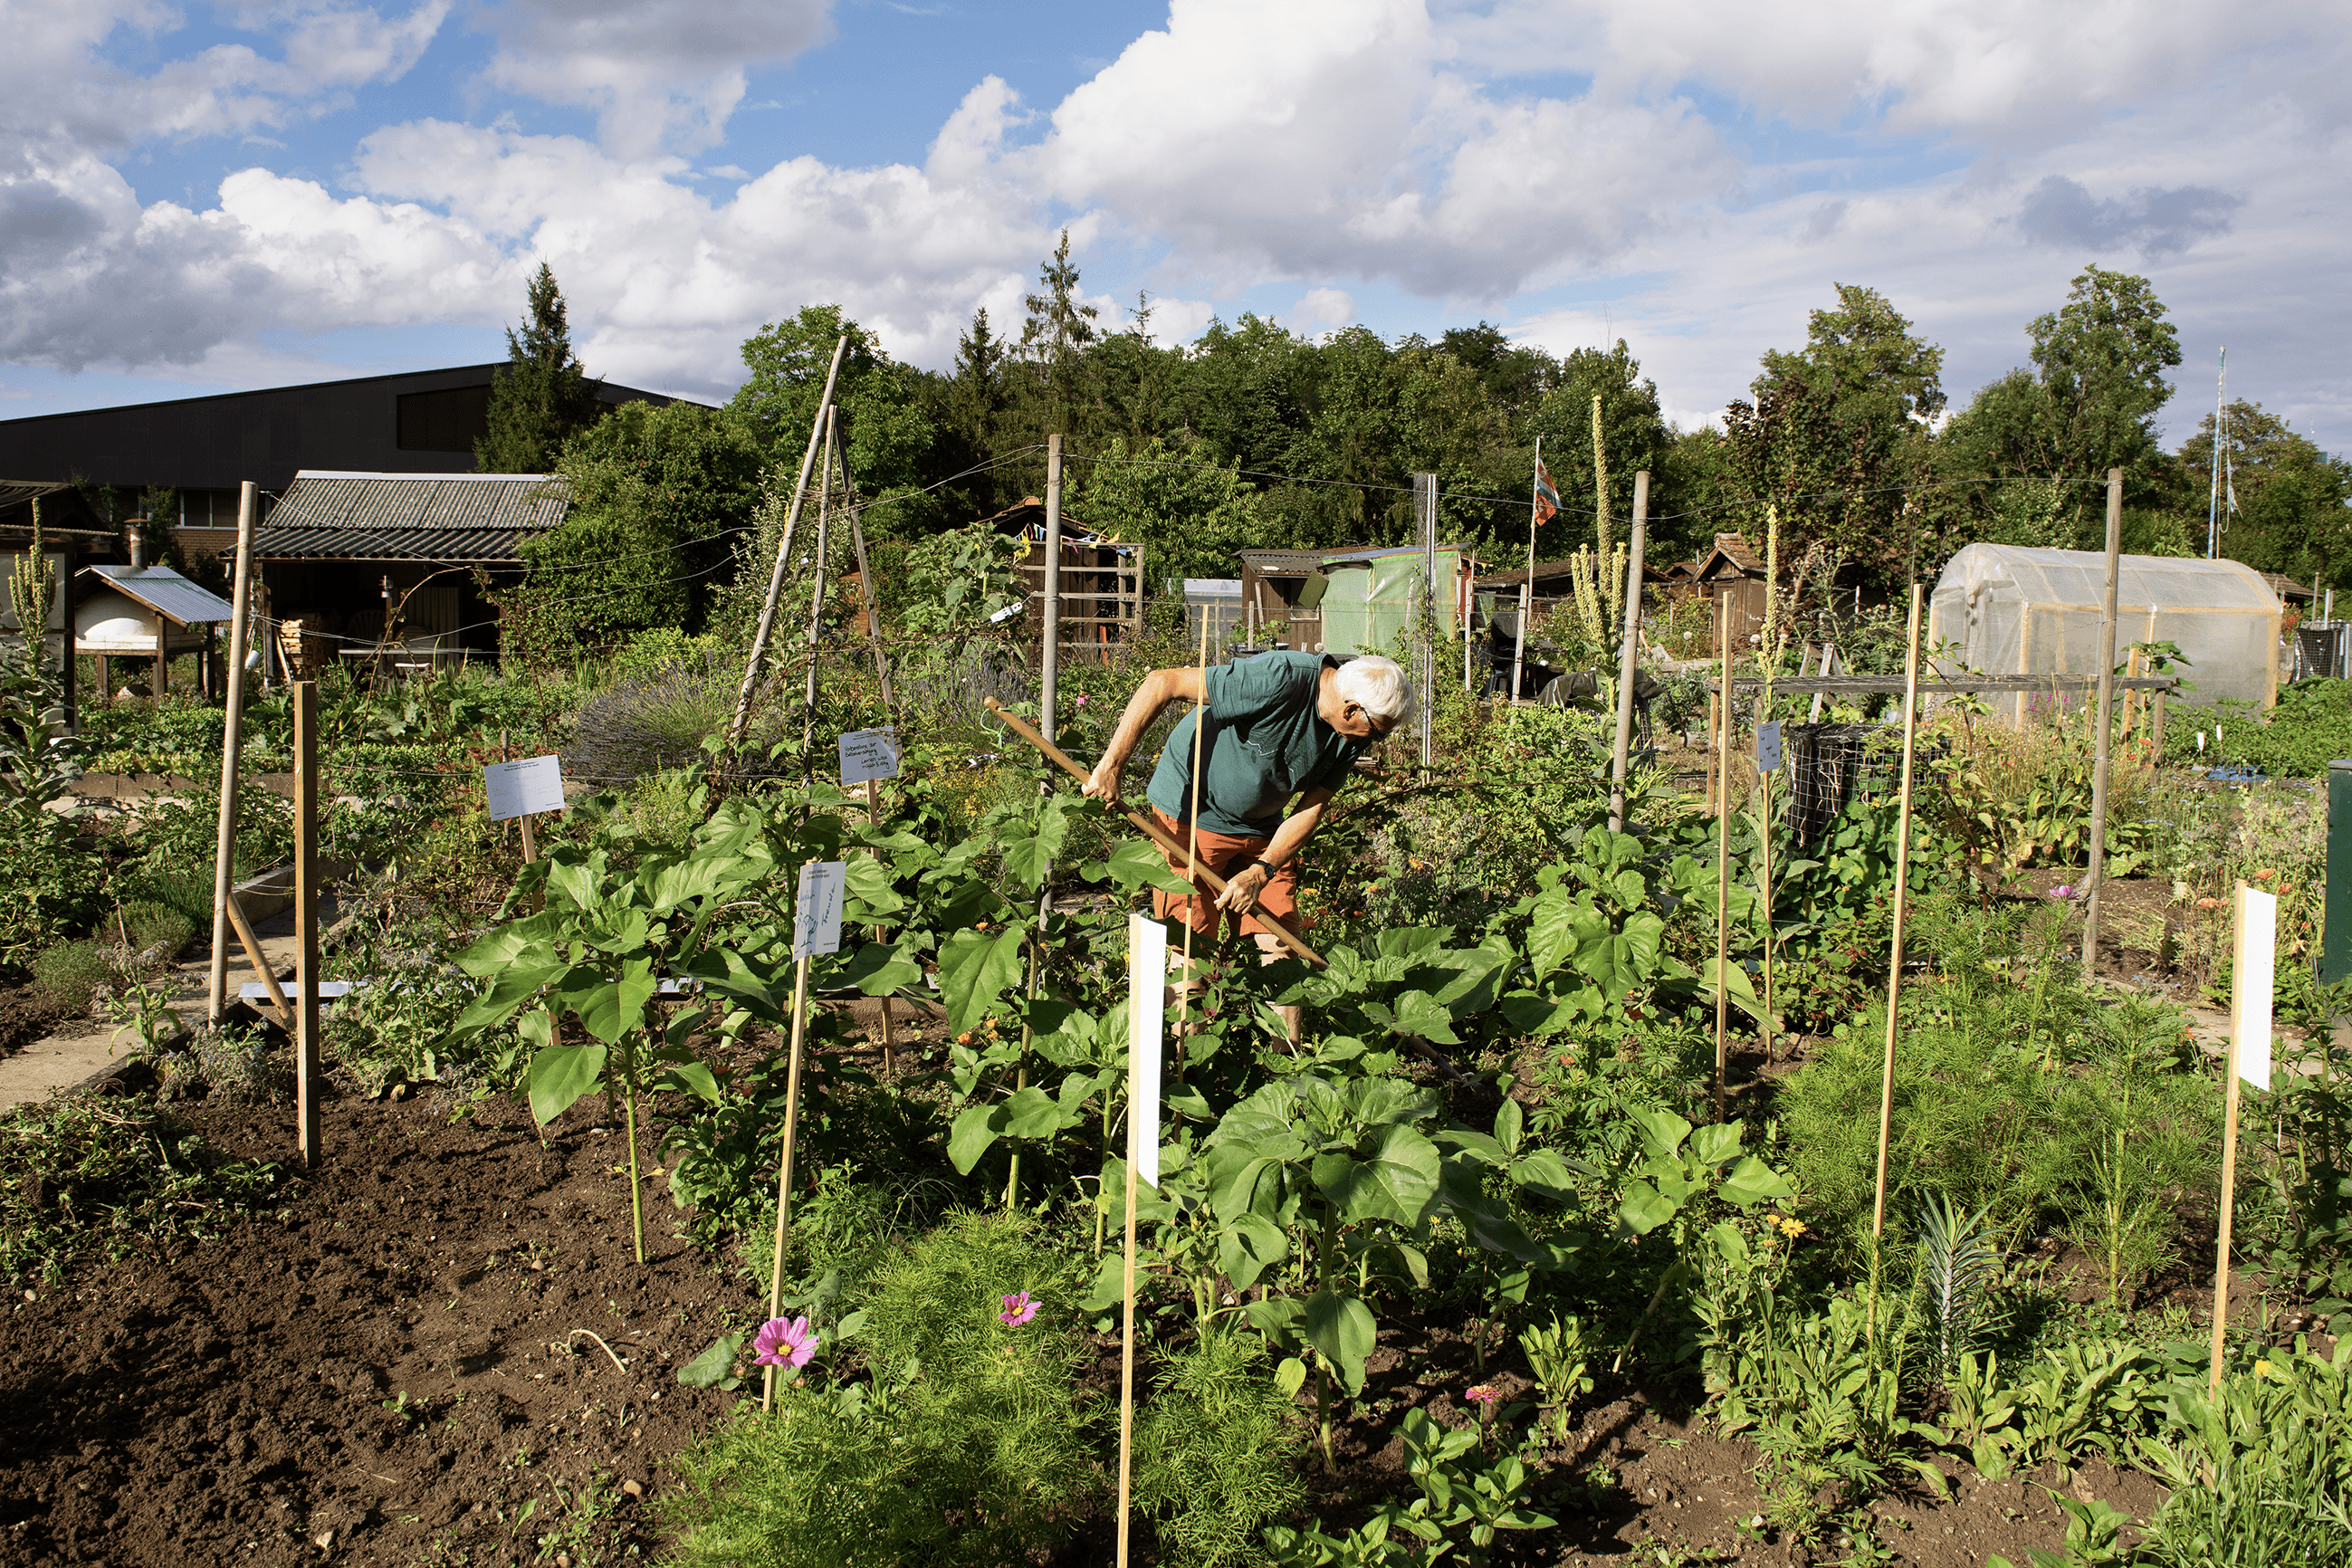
[252, 471, 569, 563]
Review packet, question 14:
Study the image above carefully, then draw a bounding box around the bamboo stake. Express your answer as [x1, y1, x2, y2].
[1607, 472, 1649, 833]
[1181, 613, 1210, 1034]
[2211, 883, 2275, 1391]
[223, 891, 290, 1030]
[761, 948, 814, 1412]
[866, 774, 895, 1077]
[1515, 436, 1538, 706]
[730, 335, 848, 746]
[294, 680, 320, 1170]
[1757, 505, 1781, 1069]
[1869, 584, 1927, 1244]
[1713, 606, 1732, 1122]
[983, 698, 1326, 968]
[799, 407, 837, 751]
[207, 481, 259, 1022]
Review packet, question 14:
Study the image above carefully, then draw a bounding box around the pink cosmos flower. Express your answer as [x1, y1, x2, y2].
[752, 1315, 816, 1370]
[998, 1291, 1040, 1327]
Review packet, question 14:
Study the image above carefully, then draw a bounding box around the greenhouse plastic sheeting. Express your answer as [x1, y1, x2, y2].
[1927, 543, 2281, 721]
[1317, 545, 1460, 656]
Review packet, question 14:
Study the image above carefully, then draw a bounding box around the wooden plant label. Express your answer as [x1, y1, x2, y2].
[484, 754, 565, 821]
[794, 861, 846, 959]
[837, 727, 900, 785]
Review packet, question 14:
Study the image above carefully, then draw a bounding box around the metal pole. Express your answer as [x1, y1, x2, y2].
[294, 680, 320, 1170]
[1041, 435, 1063, 740]
[2206, 347, 2226, 560]
[2083, 468, 2124, 961]
[1416, 472, 1437, 769]
[1869, 585, 1926, 1244]
[207, 482, 259, 1023]
[730, 334, 848, 745]
[1609, 472, 1649, 832]
[1515, 437, 1538, 704]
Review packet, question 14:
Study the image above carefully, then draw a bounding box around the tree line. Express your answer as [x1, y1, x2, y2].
[478, 249, 2352, 650]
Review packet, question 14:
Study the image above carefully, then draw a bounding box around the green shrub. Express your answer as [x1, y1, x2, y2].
[2176, 681, 2352, 778]
[667, 1209, 1104, 1568]
[1134, 1332, 1307, 1567]
[29, 941, 112, 1013]
[320, 960, 496, 1099]
[118, 900, 196, 958]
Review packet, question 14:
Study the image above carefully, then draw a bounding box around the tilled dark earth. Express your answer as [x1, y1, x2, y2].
[0, 1081, 2169, 1567]
[1, 1095, 749, 1568]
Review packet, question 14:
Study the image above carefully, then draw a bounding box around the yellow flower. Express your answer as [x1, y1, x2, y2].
[2254, 1359, 2273, 1381]
[1777, 1217, 1807, 1240]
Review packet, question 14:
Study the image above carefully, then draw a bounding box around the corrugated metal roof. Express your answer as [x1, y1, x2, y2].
[77, 564, 236, 625]
[1238, 549, 1329, 573]
[253, 472, 569, 561]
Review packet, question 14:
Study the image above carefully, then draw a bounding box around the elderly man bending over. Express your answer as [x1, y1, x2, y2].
[1084, 651, 1412, 980]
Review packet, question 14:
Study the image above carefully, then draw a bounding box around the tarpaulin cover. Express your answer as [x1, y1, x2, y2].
[1318, 546, 1459, 656]
[1927, 543, 2280, 719]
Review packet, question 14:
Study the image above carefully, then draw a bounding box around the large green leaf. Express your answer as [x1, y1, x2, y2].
[831, 941, 923, 997]
[1301, 1289, 1377, 1395]
[1216, 1211, 1290, 1289]
[452, 961, 566, 1037]
[1525, 889, 1582, 981]
[1719, 1154, 1796, 1209]
[1313, 1123, 1440, 1225]
[576, 958, 658, 1046]
[1617, 1179, 1679, 1236]
[1383, 990, 1461, 1046]
[842, 854, 906, 920]
[1103, 835, 1196, 894]
[453, 914, 559, 980]
[947, 1104, 1004, 1174]
[937, 924, 1028, 1035]
[526, 1042, 608, 1126]
[995, 796, 1071, 893]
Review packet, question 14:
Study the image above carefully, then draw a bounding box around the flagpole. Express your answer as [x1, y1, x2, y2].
[1515, 435, 1540, 704]
[2205, 346, 2225, 559]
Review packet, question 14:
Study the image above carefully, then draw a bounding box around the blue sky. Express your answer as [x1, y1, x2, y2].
[4, 0, 2345, 447]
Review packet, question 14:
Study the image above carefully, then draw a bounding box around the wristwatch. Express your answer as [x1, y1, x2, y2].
[1251, 858, 1279, 878]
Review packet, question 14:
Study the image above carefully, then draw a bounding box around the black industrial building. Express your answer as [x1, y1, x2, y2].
[0, 363, 687, 532]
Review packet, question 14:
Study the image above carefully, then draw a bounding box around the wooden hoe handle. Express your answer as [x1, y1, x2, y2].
[983, 698, 1326, 969]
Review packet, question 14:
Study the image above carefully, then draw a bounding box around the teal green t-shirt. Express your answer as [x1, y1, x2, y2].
[1145, 652, 1365, 837]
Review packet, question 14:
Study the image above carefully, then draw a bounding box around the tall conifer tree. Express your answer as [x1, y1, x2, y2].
[476, 263, 601, 473]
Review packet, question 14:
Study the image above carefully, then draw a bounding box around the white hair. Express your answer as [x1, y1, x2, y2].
[1334, 654, 1414, 723]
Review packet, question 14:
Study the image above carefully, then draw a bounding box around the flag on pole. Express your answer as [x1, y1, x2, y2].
[1533, 460, 1561, 527]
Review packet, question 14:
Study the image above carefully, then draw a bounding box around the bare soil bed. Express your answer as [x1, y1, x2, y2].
[0, 1077, 2171, 1568]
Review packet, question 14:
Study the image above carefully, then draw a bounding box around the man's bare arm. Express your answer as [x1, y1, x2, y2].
[1082, 666, 1207, 805]
[1215, 786, 1335, 914]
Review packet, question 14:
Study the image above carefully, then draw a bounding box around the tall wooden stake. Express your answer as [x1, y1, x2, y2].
[845, 481, 893, 709]
[1869, 584, 1927, 1244]
[730, 335, 847, 746]
[799, 407, 837, 751]
[867, 775, 895, 1076]
[207, 481, 259, 1022]
[1416, 471, 1438, 768]
[2083, 467, 2124, 962]
[761, 949, 814, 1412]
[1609, 472, 1649, 832]
[1116, 913, 1165, 1568]
[1713, 606, 1732, 1122]
[1756, 506, 1781, 1068]
[2211, 883, 2275, 1391]
[1181, 614, 1211, 1030]
[294, 679, 320, 1169]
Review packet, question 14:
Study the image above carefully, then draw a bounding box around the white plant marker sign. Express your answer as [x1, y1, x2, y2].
[1127, 911, 1167, 1187]
[1754, 721, 1783, 774]
[483, 754, 565, 821]
[837, 727, 900, 786]
[794, 861, 846, 959]
[2210, 882, 2278, 1390]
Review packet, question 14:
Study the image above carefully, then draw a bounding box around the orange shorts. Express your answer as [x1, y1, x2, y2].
[1152, 808, 1302, 942]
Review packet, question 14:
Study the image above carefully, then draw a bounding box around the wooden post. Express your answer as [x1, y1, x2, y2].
[2211, 883, 2275, 1391]
[730, 335, 847, 746]
[294, 679, 320, 1169]
[1713, 607, 1732, 1121]
[761, 948, 815, 1412]
[1869, 585, 1927, 1244]
[1416, 473, 1438, 769]
[1041, 434, 1064, 740]
[2082, 467, 2124, 962]
[1608, 472, 1649, 832]
[207, 482, 259, 1022]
